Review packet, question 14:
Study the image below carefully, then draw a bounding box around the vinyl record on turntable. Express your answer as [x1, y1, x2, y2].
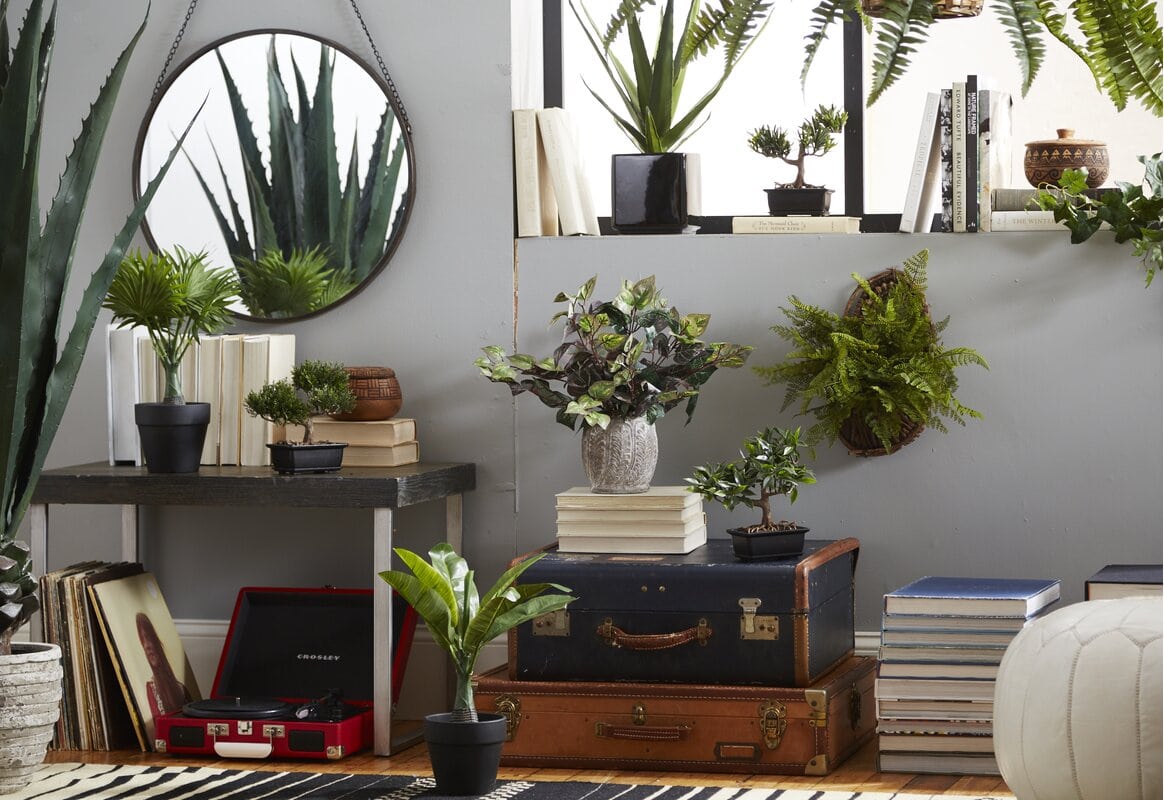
[182, 696, 296, 720]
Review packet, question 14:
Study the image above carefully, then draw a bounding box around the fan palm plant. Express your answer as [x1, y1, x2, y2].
[0, 0, 193, 654]
[234, 246, 357, 319]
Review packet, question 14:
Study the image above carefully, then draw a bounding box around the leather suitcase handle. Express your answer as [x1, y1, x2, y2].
[596, 617, 711, 650]
[595, 722, 691, 741]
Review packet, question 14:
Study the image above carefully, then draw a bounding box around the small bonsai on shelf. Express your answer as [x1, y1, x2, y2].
[748, 104, 848, 190]
[687, 426, 816, 533]
[245, 360, 357, 444]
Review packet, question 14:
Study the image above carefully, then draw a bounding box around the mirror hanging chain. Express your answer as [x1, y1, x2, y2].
[150, 0, 410, 135]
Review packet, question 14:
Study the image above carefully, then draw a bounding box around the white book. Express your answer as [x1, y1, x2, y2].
[195, 336, 224, 465]
[900, 92, 942, 233]
[536, 108, 600, 236]
[988, 210, 1063, 231]
[556, 528, 707, 555]
[218, 334, 245, 465]
[556, 504, 703, 523]
[977, 89, 1013, 232]
[239, 334, 296, 466]
[555, 485, 701, 511]
[513, 108, 558, 237]
[177, 338, 199, 405]
[732, 216, 861, 234]
[951, 81, 967, 232]
[342, 441, 421, 467]
[136, 337, 160, 405]
[281, 417, 418, 447]
[556, 512, 707, 537]
[106, 325, 146, 465]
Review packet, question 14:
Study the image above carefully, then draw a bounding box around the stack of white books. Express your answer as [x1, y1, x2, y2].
[554, 486, 706, 554]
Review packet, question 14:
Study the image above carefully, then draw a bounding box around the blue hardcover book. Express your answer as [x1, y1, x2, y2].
[1085, 564, 1162, 600]
[884, 576, 1060, 618]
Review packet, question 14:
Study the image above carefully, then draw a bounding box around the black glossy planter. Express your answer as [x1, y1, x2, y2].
[135, 402, 210, 474]
[266, 442, 347, 474]
[765, 187, 833, 216]
[728, 526, 809, 560]
[611, 152, 701, 234]
[424, 712, 507, 795]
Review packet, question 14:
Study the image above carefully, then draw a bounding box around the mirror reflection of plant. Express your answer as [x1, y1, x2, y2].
[186, 37, 407, 286]
[103, 248, 239, 404]
[244, 360, 356, 444]
[747, 104, 848, 189]
[234, 247, 358, 318]
[1034, 153, 1163, 285]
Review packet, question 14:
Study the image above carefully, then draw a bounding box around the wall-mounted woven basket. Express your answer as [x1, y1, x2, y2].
[862, 0, 983, 18]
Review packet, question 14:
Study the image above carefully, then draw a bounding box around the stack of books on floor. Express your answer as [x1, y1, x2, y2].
[554, 486, 706, 554]
[279, 417, 419, 467]
[875, 575, 1061, 776]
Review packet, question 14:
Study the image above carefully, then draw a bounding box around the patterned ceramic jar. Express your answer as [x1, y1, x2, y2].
[1024, 128, 1109, 189]
[331, 366, 402, 421]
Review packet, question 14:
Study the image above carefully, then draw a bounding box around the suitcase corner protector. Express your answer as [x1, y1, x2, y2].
[806, 753, 829, 775]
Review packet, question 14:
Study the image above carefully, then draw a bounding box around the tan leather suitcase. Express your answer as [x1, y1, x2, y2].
[473, 655, 876, 775]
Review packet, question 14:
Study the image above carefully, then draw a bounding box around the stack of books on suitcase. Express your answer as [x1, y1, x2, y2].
[875, 575, 1061, 775]
[278, 417, 419, 467]
[553, 486, 707, 554]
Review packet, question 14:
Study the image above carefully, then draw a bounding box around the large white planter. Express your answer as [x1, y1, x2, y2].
[581, 416, 658, 493]
[0, 643, 62, 793]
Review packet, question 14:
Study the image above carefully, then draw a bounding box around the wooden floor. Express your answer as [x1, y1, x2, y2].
[46, 739, 1014, 796]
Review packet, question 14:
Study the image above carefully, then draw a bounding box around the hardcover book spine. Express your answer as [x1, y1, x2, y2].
[900, 92, 942, 233]
[951, 82, 967, 232]
[964, 75, 978, 232]
[989, 210, 1063, 231]
[731, 216, 860, 234]
[938, 89, 953, 232]
[513, 108, 558, 237]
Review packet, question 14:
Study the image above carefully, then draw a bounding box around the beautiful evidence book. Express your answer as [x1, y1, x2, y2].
[884, 575, 1060, 618]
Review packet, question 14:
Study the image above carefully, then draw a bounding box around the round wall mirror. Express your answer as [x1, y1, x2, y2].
[134, 30, 414, 321]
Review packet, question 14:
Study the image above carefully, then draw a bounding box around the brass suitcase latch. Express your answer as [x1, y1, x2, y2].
[758, 699, 787, 750]
[531, 609, 570, 637]
[494, 694, 522, 741]
[739, 598, 778, 640]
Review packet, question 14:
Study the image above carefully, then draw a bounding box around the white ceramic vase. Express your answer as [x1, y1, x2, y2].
[581, 416, 658, 493]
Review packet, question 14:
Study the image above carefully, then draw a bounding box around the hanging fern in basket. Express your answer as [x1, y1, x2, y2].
[756, 249, 989, 454]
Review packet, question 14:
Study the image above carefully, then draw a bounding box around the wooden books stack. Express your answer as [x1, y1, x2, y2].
[554, 486, 706, 554]
[279, 417, 419, 467]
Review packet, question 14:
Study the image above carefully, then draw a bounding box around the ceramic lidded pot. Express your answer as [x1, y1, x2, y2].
[331, 366, 402, 421]
[1024, 128, 1109, 189]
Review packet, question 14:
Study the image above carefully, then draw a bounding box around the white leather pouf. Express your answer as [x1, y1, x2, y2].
[994, 597, 1163, 800]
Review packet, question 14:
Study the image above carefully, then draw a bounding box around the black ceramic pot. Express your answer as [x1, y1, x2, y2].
[135, 402, 210, 474]
[423, 712, 507, 795]
[266, 442, 347, 474]
[611, 152, 701, 234]
[728, 526, 808, 560]
[765, 187, 833, 216]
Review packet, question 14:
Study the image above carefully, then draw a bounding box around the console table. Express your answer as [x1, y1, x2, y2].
[29, 461, 476, 757]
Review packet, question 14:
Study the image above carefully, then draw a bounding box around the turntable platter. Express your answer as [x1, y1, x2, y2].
[182, 697, 297, 720]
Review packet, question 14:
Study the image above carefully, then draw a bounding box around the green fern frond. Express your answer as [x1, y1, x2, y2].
[992, 0, 1047, 96]
[1030, 0, 1095, 90]
[604, 0, 658, 48]
[867, 0, 934, 106]
[684, 1, 730, 61]
[1073, 0, 1163, 115]
[720, 0, 773, 69]
[802, 0, 857, 89]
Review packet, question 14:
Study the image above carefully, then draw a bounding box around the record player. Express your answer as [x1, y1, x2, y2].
[155, 586, 416, 760]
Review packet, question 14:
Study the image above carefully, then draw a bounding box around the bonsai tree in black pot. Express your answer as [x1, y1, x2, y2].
[687, 427, 816, 559]
[103, 247, 239, 473]
[747, 104, 848, 216]
[244, 360, 356, 474]
[379, 544, 573, 795]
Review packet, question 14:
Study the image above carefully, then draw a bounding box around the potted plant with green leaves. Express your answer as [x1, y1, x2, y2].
[687, 427, 817, 559]
[379, 543, 573, 795]
[569, 0, 775, 233]
[234, 246, 358, 319]
[103, 248, 239, 473]
[476, 275, 751, 493]
[756, 249, 988, 456]
[244, 360, 357, 474]
[0, 0, 192, 788]
[748, 104, 848, 216]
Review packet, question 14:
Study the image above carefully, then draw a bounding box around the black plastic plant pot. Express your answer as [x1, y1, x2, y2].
[423, 712, 507, 795]
[765, 187, 833, 216]
[728, 526, 809, 561]
[135, 402, 210, 474]
[266, 442, 348, 474]
[611, 152, 701, 234]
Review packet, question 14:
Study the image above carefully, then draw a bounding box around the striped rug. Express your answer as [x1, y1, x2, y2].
[13, 764, 1009, 800]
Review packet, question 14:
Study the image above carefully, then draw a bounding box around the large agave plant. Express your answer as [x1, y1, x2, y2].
[0, 0, 192, 653]
[186, 36, 408, 300]
[803, 0, 1162, 114]
[379, 544, 573, 720]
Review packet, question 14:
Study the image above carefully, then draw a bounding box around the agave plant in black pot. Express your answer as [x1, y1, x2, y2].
[103, 248, 239, 473]
[476, 275, 751, 493]
[379, 544, 573, 795]
[687, 427, 817, 560]
[748, 104, 848, 216]
[244, 360, 357, 474]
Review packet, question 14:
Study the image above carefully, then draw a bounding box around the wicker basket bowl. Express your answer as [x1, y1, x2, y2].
[862, 0, 983, 17]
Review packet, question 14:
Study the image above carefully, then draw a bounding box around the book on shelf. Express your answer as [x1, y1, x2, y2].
[884, 575, 1061, 618]
[556, 504, 704, 524]
[136, 336, 159, 406]
[556, 528, 707, 555]
[341, 441, 420, 467]
[899, 91, 942, 233]
[876, 676, 997, 702]
[878, 718, 993, 734]
[881, 627, 1021, 647]
[951, 81, 967, 232]
[535, 107, 600, 236]
[1085, 563, 1163, 600]
[106, 324, 146, 466]
[555, 485, 700, 511]
[876, 698, 994, 721]
[964, 74, 978, 232]
[281, 416, 417, 447]
[991, 185, 1110, 212]
[881, 610, 1046, 632]
[989, 209, 1065, 231]
[731, 215, 861, 234]
[878, 751, 999, 775]
[556, 512, 707, 537]
[195, 335, 223, 465]
[513, 108, 558, 237]
[877, 660, 1000, 680]
[218, 334, 245, 465]
[938, 88, 953, 232]
[239, 334, 296, 466]
[977, 89, 1013, 231]
[40, 560, 102, 748]
[878, 732, 995, 753]
[879, 644, 1006, 664]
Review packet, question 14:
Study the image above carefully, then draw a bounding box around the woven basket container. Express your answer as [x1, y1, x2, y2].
[862, 0, 983, 18]
[331, 366, 403, 421]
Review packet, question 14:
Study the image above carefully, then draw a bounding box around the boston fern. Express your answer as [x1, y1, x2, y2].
[569, 0, 775, 153]
[756, 250, 988, 454]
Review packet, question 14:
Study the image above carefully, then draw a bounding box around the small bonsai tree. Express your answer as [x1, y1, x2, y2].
[686, 427, 816, 532]
[244, 360, 356, 443]
[747, 104, 848, 189]
[475, 275, 751, 430]
[103, 247, 239, 404]
[379, 544, 573, 721]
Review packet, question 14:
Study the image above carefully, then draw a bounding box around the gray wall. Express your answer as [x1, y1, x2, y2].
[24, 1, 1163, 635]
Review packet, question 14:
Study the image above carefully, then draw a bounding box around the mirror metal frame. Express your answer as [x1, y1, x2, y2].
[132, 28, 416, 323]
